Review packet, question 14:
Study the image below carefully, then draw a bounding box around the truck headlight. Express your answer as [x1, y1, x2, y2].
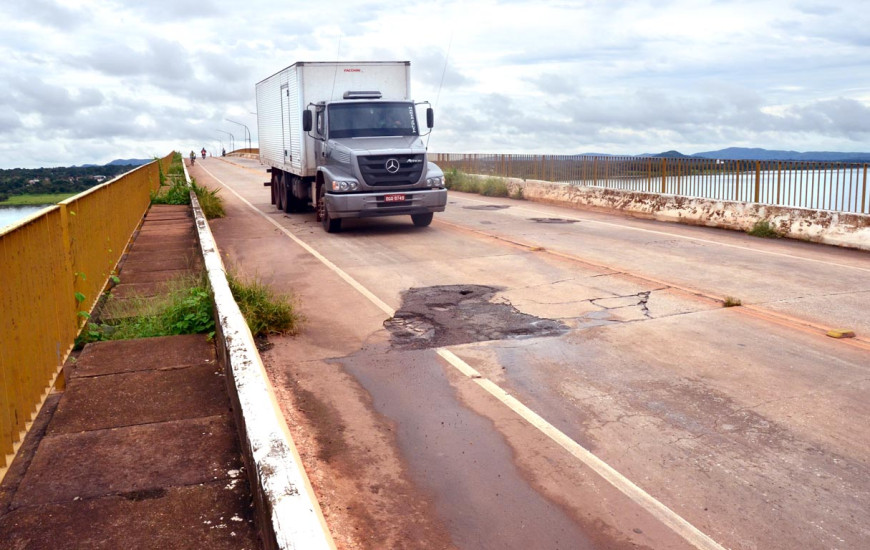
[426, 177, 443, 188]
[331, 180, 359, 192]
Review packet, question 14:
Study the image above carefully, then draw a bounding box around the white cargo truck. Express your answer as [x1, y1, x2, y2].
[255, 61, 447, 232]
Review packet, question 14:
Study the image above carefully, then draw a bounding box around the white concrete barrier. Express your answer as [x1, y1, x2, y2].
[503, 178, 870, 251]
[184, 161, 335, 550]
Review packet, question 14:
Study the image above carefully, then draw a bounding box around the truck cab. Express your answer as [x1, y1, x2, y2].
[303, 93, 446, 232]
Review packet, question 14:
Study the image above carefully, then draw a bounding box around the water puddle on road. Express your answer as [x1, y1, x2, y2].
[384, 285, 568, 349]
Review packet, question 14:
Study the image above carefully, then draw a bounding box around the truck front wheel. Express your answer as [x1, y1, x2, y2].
[319, 189, 341, 233]
[411, 213, 434, 227]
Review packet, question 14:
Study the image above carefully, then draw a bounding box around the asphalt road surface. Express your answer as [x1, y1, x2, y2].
[191, 156, 870, 550]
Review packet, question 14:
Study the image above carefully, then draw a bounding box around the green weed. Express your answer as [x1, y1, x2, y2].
[76, 276, 215, 346]
[723, 296, 742, 307]
[191, 178, 225, 219]
[747, 220, 780, 238]
[150, 180, 190, 205]
[444, 168, 511, 197]
[227, 272, 301, 337]
[479, 177, 509, 197]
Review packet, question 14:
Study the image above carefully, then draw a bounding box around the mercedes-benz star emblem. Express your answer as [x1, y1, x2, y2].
[385, 158, 400, 174]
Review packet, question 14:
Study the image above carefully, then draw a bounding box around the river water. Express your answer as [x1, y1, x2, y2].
[0, 205, 53, 231]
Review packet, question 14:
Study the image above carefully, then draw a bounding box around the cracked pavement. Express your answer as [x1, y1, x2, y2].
[202, 157, 870, 550]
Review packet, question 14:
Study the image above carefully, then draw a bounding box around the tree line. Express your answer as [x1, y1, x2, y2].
[0, 165, 136, 202]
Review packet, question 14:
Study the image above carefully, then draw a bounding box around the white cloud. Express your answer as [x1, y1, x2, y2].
[0, 0, 868, 167]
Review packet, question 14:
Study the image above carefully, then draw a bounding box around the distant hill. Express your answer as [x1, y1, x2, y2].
[105, 158, 151, 166]
[690, 148, 870, 162]
[643, 150, 694, 159]
[77, 159, 151, 168]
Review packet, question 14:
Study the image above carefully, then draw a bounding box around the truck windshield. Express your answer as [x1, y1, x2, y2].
[327, 102, 418, 139]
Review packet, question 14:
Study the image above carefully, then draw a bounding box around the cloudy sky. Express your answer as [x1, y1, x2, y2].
[1, 0, 868, 168]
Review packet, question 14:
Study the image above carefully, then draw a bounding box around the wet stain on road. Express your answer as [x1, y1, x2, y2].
[462, 204, 511, 210]
[384, 285, 569, 349]
[529, 217, 578, 224]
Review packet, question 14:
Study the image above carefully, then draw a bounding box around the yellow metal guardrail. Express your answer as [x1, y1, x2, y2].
[226, 147, 259, 156]
[0, 153, 173, 469]
[432, 154, 870, 214]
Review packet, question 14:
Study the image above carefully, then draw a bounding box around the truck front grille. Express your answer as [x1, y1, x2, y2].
[358, 154, 425, 187]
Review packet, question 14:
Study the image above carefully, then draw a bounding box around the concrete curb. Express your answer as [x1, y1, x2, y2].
[184, 161, 335, 550]
[500, 178, 870, 251]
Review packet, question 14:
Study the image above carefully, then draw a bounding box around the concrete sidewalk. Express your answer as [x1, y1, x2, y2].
[0, 205, 261, 549]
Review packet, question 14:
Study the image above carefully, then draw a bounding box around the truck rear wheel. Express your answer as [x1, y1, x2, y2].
[411, 213, 433, 227]
[275, 174, 285, 211]
[282, 183, 295, 213]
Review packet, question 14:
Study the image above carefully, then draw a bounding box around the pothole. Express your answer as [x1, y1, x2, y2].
[384, 285, 569, 349]
[463, 204, 511, 211]
[529, 218, 578, 224]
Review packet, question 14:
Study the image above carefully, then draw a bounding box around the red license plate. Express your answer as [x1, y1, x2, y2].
[384, 194, 406, 202]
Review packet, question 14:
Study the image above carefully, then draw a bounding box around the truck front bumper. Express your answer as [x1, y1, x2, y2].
[325, 188, 447, 219]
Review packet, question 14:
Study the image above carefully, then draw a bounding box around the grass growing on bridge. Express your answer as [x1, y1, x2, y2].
[151, 149, 224, 218]
[76, 270, 299, 347]
[77, 275, 216, 346]
[151, 162, 225, 219]
[227, 272, 301, 337]
[747, 220, 780, 238]
[444, 168, 511, 197]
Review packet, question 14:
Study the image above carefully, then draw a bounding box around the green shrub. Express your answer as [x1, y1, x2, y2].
[151, 181, 190, 205]
[76, 277, 215, 346]
[444, 168, 478, 193]
[191, 178, 225, 219]
[162, 286, 215, 334]
[747, 220, 780, 238]
[479, 177, 509, 197]
[227, 273, 301, 337]
[444, 168, 513, 197]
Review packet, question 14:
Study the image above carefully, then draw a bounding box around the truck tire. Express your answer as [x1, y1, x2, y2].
[282, 183, 294, 213]
[288, 176, 308, 212]
[275, 174, 285, 211]
[319, 188, 341, 233]
[411, 213, 433, 227]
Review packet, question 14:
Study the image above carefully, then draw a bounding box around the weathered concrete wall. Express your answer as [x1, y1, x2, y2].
[503, 178, 870, 251]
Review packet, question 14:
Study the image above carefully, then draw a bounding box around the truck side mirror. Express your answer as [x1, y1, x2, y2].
[426, 108, 434, 129]
[302, 110, 313, 132]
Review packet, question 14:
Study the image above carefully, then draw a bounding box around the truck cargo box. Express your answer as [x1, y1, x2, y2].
[255, 61, 411, 177]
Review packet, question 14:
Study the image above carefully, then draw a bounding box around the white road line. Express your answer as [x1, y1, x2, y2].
[455, 195, 870, 273]
[197, 163, 396, 318]
[436, 348, 727, 550]
[205, 163, 727, 550]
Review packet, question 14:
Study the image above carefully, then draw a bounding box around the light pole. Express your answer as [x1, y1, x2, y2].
[216, 129, 234, 152]
[225, 119, 251, 151]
